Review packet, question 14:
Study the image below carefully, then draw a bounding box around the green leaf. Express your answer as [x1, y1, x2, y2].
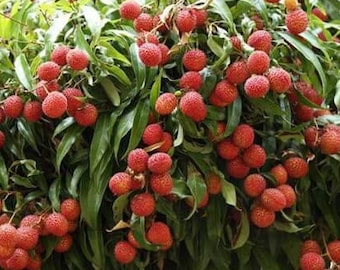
[49, 178, 61, 211]
[130, 43, 146, 90]
[130, 215, 158, 251]
[98, 39, 131, 65]
[248, 97, 286, 116]
[52, 117, 76, 138]
[17, 120, 39, 153]
[232, 211, 250, 249]
[278, 32, 327, 95]
[14, 54, 33, 90]
[333, 80, 340, 111]
[221, 178, 237, 206]
[82, 6, 103, 41]
[225, 96, 242, 136]
[209, 0, 234, 29]
[281, 235, 302, 270]
[112, 192, 130, 222]
[0, 154, 8, 189]
[250, 0, 268, 25]
[253, 248, 280, 270]
[149, 72, 162, 110]
[10, 175, 36, 188]
[67, 164, 87, 199]
[56, 125, 84, 173]
[100, 78, 120, 106]
[103, 64, 131, 86]
[75, 25, 98, 65]
[45, 12, 71, 48]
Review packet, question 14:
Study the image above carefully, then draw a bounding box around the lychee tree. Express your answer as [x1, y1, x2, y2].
[0, 0, 340, 269]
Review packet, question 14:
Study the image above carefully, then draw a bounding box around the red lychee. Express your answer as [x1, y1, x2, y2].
[182, 49, 207, 71]
[5, 248, 29, 270]
[114, 240, 137, 264]
[179, 91, 207, 122]
[0, 224, 17, 248]
[176, 9, 196, 33]
[23, 101, 42, 122]
[260, 188, 287, 211]
[247, 51, 270, 75]
[44, 213, 69, 237]
[216, 139, 240, 160]
[16, 226, 39, 251]
[283, 157, 308, 179]
[119, 0, 141, 20]
[127, 148, 149, 173]
[226, 157, 250, 179]
[267, 67, 292, 93]
[74, 103, 98, 127]
[147, 152, 172, 174]
[301, 240, 321, 255]
[34, 80, 60, 101]
[150, 173, 173, 196]
[134, 13, 153, 32]
[138, 43, 162, 67]
[211, 80, 238, 106]
[146, 221, 173, 250]
[51, 45, 70, 66]
[277, 184, 296, 208]
[3, 95, 24, 119]
[319, 131, 340, 155]
[42, 91, 67, 119]
[243, 174, 267, 197]
[37, 61, 60, 81]
[232, 124, 255, 149]
[109, 172, 132, 195]
[192, 9, 207, 28]
[136, 31, 159, 47]
[327, 240, 340, 263]
[300, 252, 325, 270]
[206, 173, 222, 195]
[54, 234, 73, 253]
[130, 192, 155, 216]
[60, 198, 81, 221]
[250, 204, 275, 228]
[225, 60, 249, 85]
[158, 132, 173, 153]
[247, 30, 272, 54]
[155, 93, 177, 115]
[179, 71, 202, 91]
[270, 164, 288, 185]
[158, 43, 170, 66]
[285, 9, 308, 35]
[66, 48, 89, 70]
[243, 144, 267, 168]
[63, 87, 84, 116]
[142, 123, 163, 145]
[244, 75, 270, 98]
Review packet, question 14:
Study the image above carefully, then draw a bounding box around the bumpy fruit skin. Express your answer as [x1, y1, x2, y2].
[158, 132, 173, 152]
[0, 131, 5, 149]
[284, 0, 299, 11]
[60, 199, 80, 221]
[217, 139, 240, 160]
[285, 9, 308, 35]
[42, 92, 67, 118]
[35, 80, 60, 101]
[109, 172, 132, 195]
[176, 9, 196, 33]
[5, 248, 29, 270]
[243, 174, 266, 197]
[127, 148, 149, 173]
[225, 60, 249, 85]
[148, 152, 172, 174]
[312, 8, 328, 21]
[179, 71, 202, 91]
[146, 222, 173, 250]
[74, 103, 98, 127]
[63, 87, 84, 116]
[142, 123, 163, 145]
[283, 157, 308, 178]
[51, 45, 70, 66]
[19, 215, 42, 231]
[247, 30, 272, 54]
[134, 13, 153, 32]
[294, 104, 314, 122]
[155, 93, 177, 116]
[243, 144, 267, 168]
[226, 157, 250, 179]
[179, 91, 207, 122]
[114, 241, 137, 264]
[119, 0, 141, 20]
[260, 188, 287, 211]
[127, 231, 141, 249]
[247, 51, 270, 75]
[277, 184, 296, 208]
[23, 101, 42, 122]
[0, 224, 18, 248]
[252, 14, 264, 30]
[54, 234, 73, 253]
[138, 43, 162, 67]
[182, 49, 207, 71]
[150, 173, 173, 196]
[205, 173, 222, 195]
[230, 36, 242, 51]
[16, 227, 39, 250]
[320, 131, 340, 155]
[327, 240, 340, 263]
[26, 254, 42, 270]
[192, 9, 207, 27]
[66, 49, 89, 70]
[270, 164, 288, 185]
[44, 213, 69, 237]
[304, 126, 319, 149]
[136, 32, 159, 47]
[244, 75, 270, 98]
[301, 240, 321, 255]
[267, 67, 292, 93]
[250, 204, 275, 228]
[0, 245, 15, 260]
[130, 193, 155, 216]
[3, 95, 24, 119]
[158, 44, 170, 65]
[232, 124, 255, 149]
[300, 252, 325, 270]
[37, 61, 60, 81]
[212, 80, 238, 106]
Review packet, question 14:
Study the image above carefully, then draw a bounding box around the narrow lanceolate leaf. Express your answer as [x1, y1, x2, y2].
[82, 6, 103, 41]
[14, 54, 33, 90]
[149, 72, 162, 110]
[49, 178, 61, 211]
[221, 178, 237, 206]
[232, 211, 250, 249]
[130, 43, 146, 90]
[0, 154, 8, 189]
[56, 125, 84, 173]
[101, 78, 120, 106]
[209, 0, 234, 29]
[75, 25, 98, 65]
[278, 32, 327, 95]
[334, 80, 340, 111]
[225, 96, 242, 136]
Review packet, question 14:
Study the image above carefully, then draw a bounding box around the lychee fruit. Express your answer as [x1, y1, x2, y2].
[283, 157, 308, 179]
[26, 254, 42, 270]
[250, 204, 275, 228]
[277, 184, 296, 208]
[37, 61, 60, 81]
[176, 9, 196, 33]
[179, 71, 202, 91]
[207, 122, 226, 143]
[34, 80, 60, 101]
[23, 101, 42, 122]
[155, 93, 177, 115]
[216, 139, 240, 160]
[42, 91, 67, 118]
[211, 80, 238, 106]
[146, 222, 173, 250]
[158, 132, 173, 153]
[225, 60, 249, 85]
[66, 48, 89, 70]
[147, 152, 172, 174]
[206, 173, 222, 195]
[247, 51, 270, 75]
[5, 248, 29, 270]
[192, 9, 207, 27]
[300, 252, 325, 270]
[182, 49, 207, 71]
[136, 32, 159, 47]
[312, 8, 328, 22]
[74, 103, 98, 127]
[232, 124, 255, 149]
[3, 95, 24, 119]
[138, 43, 162, 67]
[226, 157, 250, 179]
[243, 174, 266, 197]
[134, 13, 153, 32]
[150, 173, 173, 196]
[294, 104, 314, 122]
[260, 188, 287, 211]
[269, 164, 288, 185]
[127, 231, 141, 249]
[127, 148, 149, 173]
[285, 9, 308, 35]
[114, 240, 137, 264]
[0, 224, 17, 248]
[158, 43, 170, 65]
[243, 144, 267, 168]
[119, 0, 141, 20]
[44, 213, 69, 237]
[63, 87, 84, 116]
[109, 172, 132, 195]
[142, 123, 163, 145]
[16, 226, 39, 251]
[267, 67, 292, 93]
[230, 36, 242, 51]
[51, 45, 70, 66]
[130, 192, 155, 216]
[247, 30, 272, 54]
[327, 240, 340, 263]
[0, 131, 5, 149]
[301, 240, 321, 255]
[179, 91, 207, 122]
[185, 190, 209, 209]
[319, 131, 340, 155]
[60, 198, 81, 221]
[54, 234, 73, 253]
[244, 75, 270, 98]
[0, 245, 15, 260]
